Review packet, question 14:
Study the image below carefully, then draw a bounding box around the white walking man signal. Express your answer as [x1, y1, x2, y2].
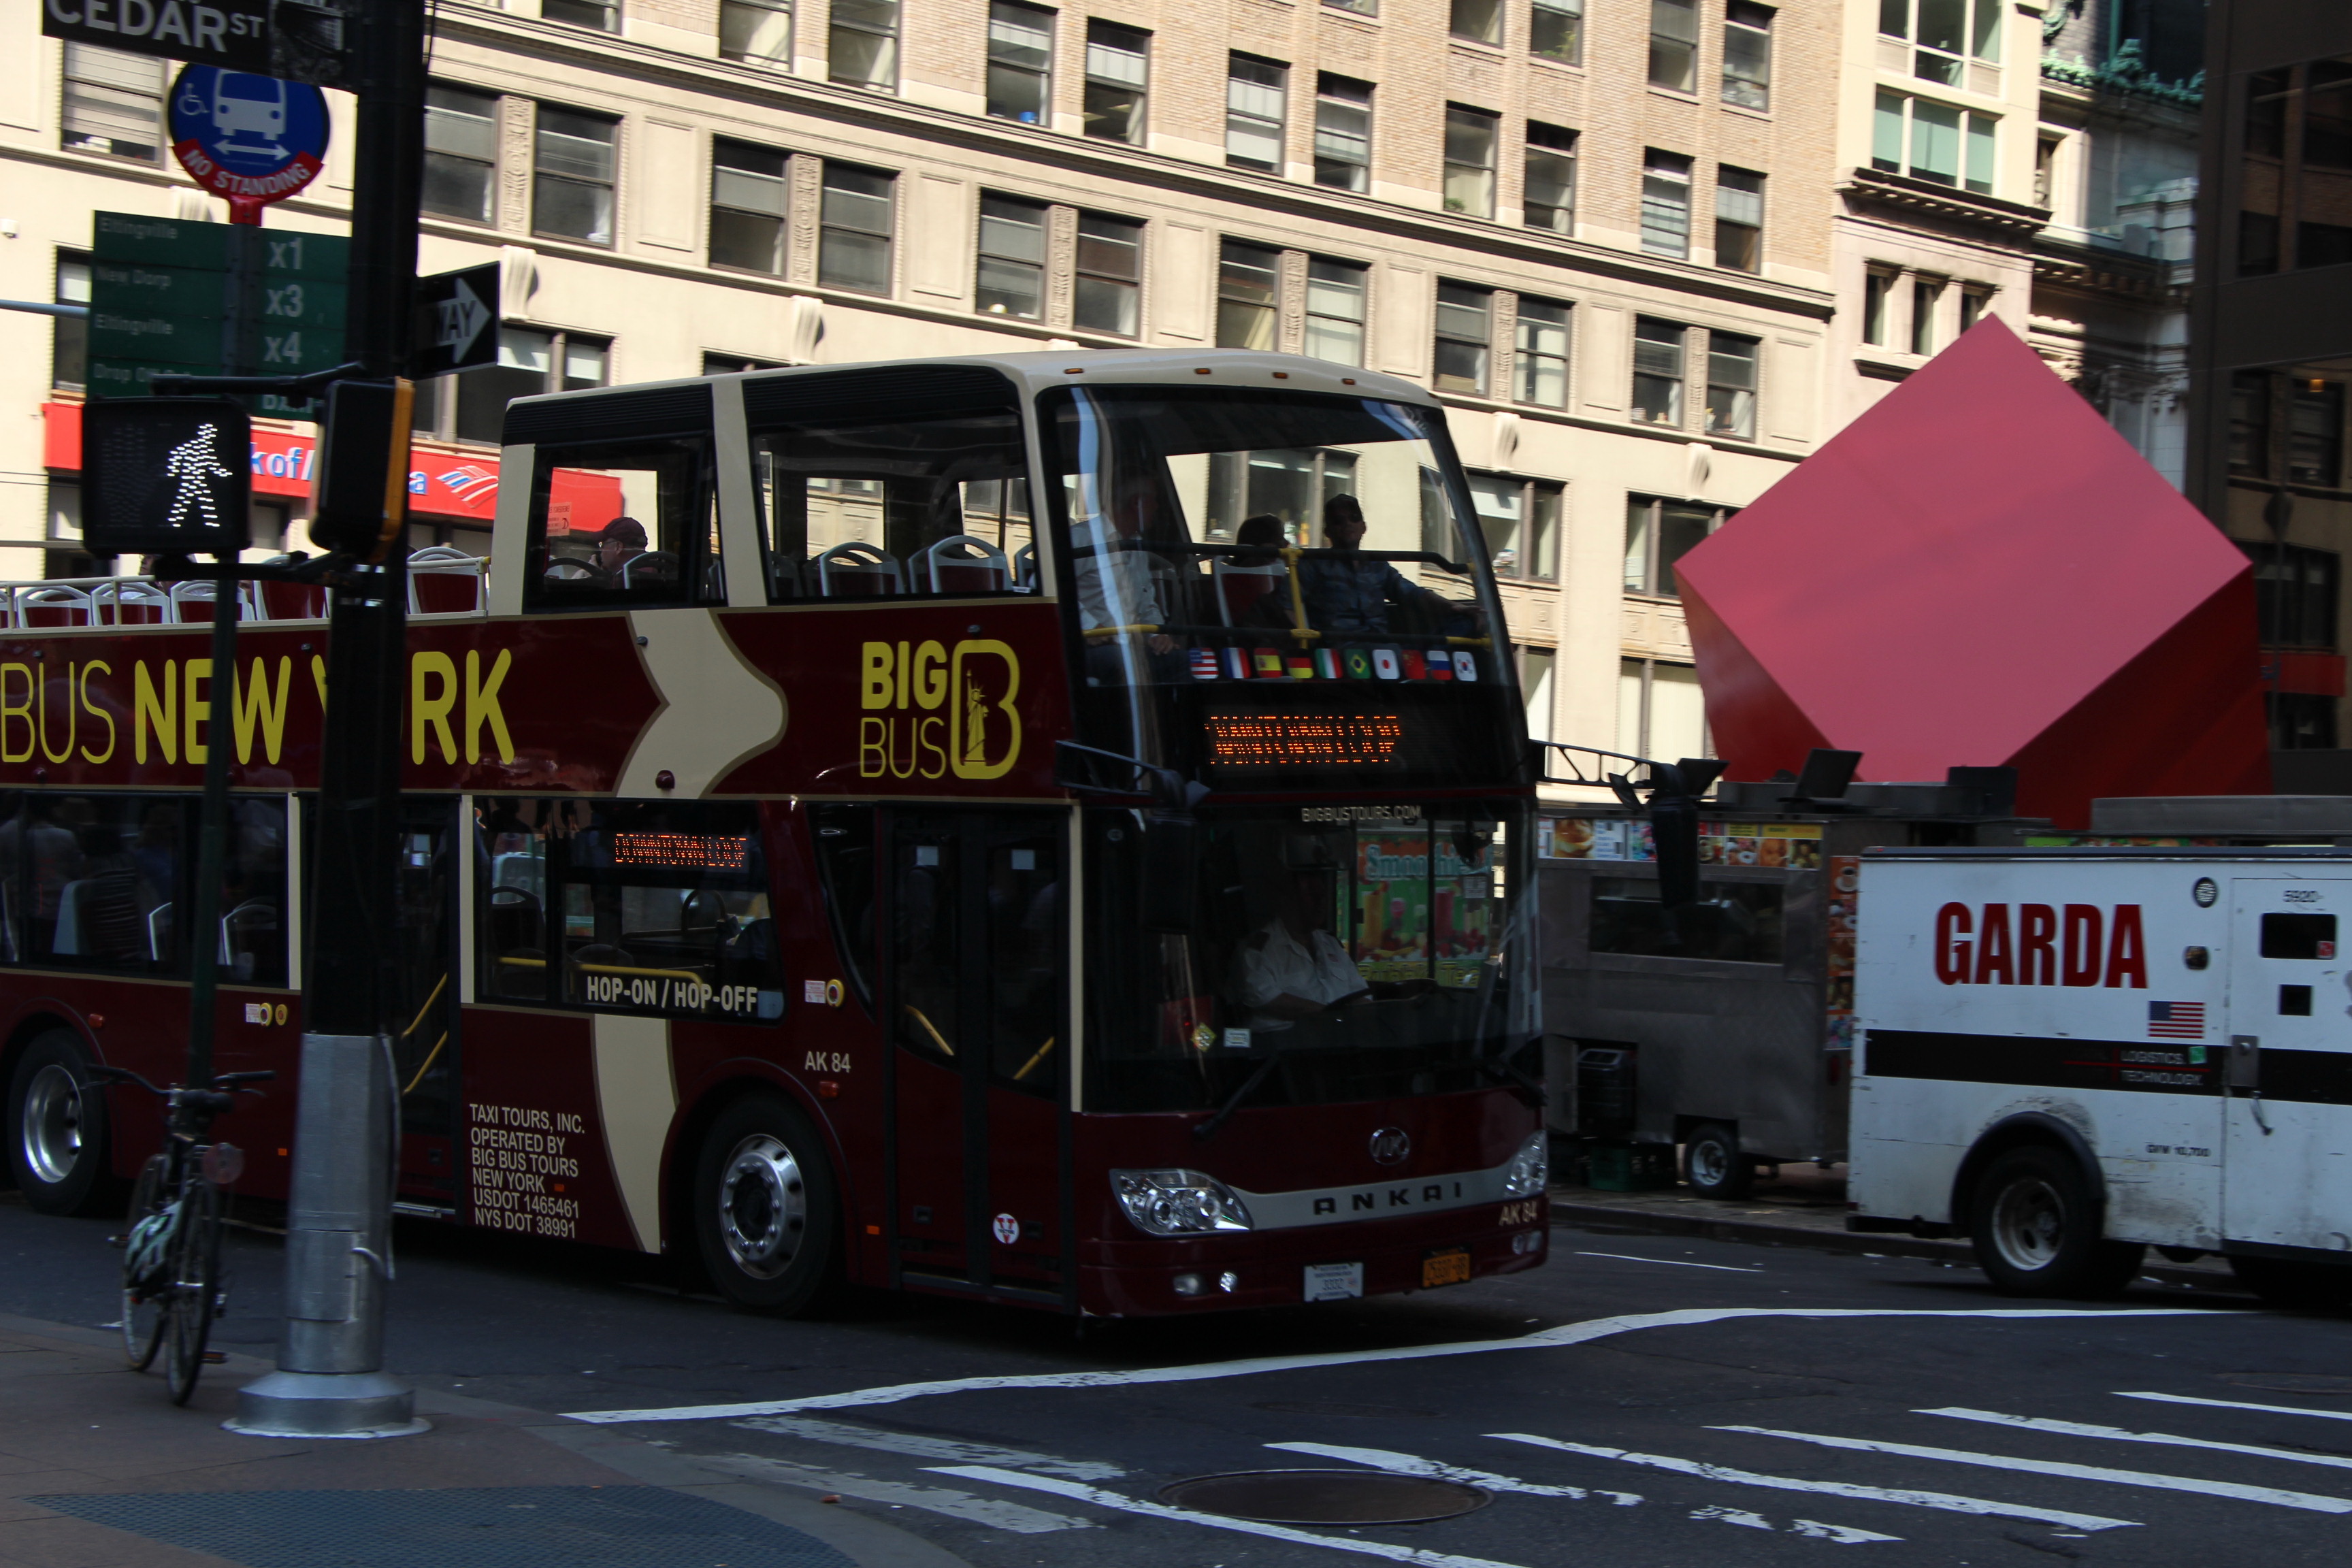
[163, 423, 234, 530]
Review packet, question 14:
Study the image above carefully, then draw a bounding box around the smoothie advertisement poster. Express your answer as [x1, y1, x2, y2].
[1348, 829, 1493, 987]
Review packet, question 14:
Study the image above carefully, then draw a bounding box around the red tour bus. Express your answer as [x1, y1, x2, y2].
[1, 348, 1548, 1316]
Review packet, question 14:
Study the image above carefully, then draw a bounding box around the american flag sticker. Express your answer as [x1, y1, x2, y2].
[2148, 1000, 2206, 1039]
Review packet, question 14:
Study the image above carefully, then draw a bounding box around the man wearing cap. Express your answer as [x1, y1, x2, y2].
[1231, 841, 1371, 1029]
[593, 516, 649, 583]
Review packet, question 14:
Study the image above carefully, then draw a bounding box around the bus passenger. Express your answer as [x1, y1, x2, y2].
[1230, 847, 1371, 1030]
[0, 798, 86, 958]
[1073, 485, 1181, 682]
[1296, 494, 1452, 636]
[593, 517, 649, 582]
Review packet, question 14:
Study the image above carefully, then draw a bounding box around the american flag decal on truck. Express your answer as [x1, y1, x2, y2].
[2148, 1000, 2207, 1039]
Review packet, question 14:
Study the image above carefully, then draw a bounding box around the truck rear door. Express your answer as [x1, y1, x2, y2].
[2224, 878, 2352, 1251]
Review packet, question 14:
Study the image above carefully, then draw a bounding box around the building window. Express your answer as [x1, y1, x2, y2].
[1715, 167, 1762, 271]
[710, 140, 788, 275]
[1618, 657, 1708, 762]
[1910, 278, 1941, 355]
[2270, 692, 2339, 750]
[704, 352, 789, 374]
[2240, 540, 2340, 649]
[1874, 91, 1995, 194]
[2238, 62, 2352, 276]
[1450, 0, 1501, 46]
[2229, 372, 2273, 478]
[721, 0, 793, 66]
[1863, 269, 1895, 345]
[61, 44, 163, 161]
[52, 253, 89, 391]
[542, 0, 618, 30]
[1325, 0, 1377, 14]
[1443, 105, 1498, 218]
[830, 0, 899, 89]
[1433, 284, 1493, 395]
[973, 195, 1051, 319]
[986, 2, 1054, 125]
[1226, 54, 1287, 172]
[1524, 122, 1576, 232]
[2290, 378, 2347, 489]
[1722, 1, 1771, 108]
[1313, 74, 1372, 192]
[1624, 495, 1724, 595]
[1083, 21, 1149, 144]
[1531, 0, 1582, 64]
[1706, 331, 1758, 440]
[425, 326, 610, 447]
[423, 85, 497, 225]
[534, 107, 618, 246]
[1519, 646, 1556, 743]
[1074, 213, 1143, 336]
[1959, 285, 1992, 330]
[1215, 241, 1280, 348]
[1640, 149, 1693, 257]
[1515, 297, 1570, 409]
[1648, 0, 1699, 91]
[1304, 259, 1368, 365]
[1631, 318, 1686, 427]
[819, 163, 894, 293]
[1878, 0, 1999, 86]
[1470, 475, 1562, 581]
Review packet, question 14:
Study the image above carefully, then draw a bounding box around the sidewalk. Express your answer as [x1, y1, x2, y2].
[1549, 1162, 2250, 1293]
[0, 1313, 968, 1568]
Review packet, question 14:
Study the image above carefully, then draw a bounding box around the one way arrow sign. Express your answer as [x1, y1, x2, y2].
[414, 262, 500, 376]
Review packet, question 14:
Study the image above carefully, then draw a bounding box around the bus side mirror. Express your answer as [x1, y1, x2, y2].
[1139, 809, 1199, 934]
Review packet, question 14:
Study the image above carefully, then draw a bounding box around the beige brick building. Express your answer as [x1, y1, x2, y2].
[0, 0, 2009, 772]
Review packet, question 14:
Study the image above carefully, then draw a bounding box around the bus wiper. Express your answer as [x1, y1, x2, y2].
[1193, 1050, 1283, 1144]
[1475, 1047, 1544, 1107]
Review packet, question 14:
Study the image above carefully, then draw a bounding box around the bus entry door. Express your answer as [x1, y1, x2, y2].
[394, 800, 463, 1208]
[887, 810, 1067, 1296]
[2223, 879, 2352, 1252]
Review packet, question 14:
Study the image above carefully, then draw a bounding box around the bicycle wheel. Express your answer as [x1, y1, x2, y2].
[163, 1180, 223, 1405]
[120, 1156, 169, 1372]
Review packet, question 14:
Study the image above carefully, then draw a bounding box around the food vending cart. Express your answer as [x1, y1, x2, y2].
[1536, 772, 2034, 1196]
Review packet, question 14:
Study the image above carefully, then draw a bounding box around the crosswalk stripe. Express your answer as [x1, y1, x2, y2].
[1921, 1407, 2352, 1473]
[2119, 1391, 2352, 1425]
[1486, 1431, 2139, 1531]
[1716, 1424, 2352, 1514]
[927, 1465, 1534, 1568]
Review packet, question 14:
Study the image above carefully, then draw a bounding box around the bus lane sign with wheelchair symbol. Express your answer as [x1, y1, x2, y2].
[167, 65, 330, 224]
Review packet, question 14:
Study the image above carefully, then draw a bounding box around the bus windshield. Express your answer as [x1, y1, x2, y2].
[1039, 386, 1522, 789]
[1084, 802, 1535, 1113]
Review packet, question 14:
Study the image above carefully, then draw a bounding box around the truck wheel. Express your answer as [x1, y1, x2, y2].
[691, 1094, 843, 1315]
[6, 1030, 119, 1217]
[2228, 1256, 2352, 1311]
[1682, 1123, 1752, 1200]
[1969, 1145, 2144, 1298]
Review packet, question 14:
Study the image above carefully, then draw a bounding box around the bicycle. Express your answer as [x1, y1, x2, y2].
[93, 1064, 275, 1405]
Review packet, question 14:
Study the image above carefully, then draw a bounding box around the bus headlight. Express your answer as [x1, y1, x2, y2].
[1111, 1169, 1254, 1236]
[1501, 1132, 1550, 1198]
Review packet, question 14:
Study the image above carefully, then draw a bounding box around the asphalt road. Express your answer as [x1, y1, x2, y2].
[5, 1192, 2347, 1568]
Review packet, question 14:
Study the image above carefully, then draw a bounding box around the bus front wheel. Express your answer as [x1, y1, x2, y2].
[692, 1094, 843, 1315]
[1969, 1145, 2143, 1298]
[6, 1030, 118, 1217]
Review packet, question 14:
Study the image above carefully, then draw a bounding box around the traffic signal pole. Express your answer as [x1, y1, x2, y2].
[229, 0, 429, 1440]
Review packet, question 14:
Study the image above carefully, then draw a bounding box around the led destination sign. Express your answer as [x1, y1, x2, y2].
[610, 832, 751, 872]
[1206, 713, 1405, 769]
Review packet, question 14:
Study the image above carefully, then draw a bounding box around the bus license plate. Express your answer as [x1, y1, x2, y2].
[1303, 1262, 1364, 1301]
[1422, 1249, 1471, 1288]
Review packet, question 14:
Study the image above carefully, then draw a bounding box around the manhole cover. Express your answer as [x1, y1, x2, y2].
[1160, 1470, 1489, 1524]
[2221, 1373, 2352, 1394]
[1252, 1401, 1439, 1420]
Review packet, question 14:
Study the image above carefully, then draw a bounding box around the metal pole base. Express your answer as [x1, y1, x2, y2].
[225, 1370, 430, 1439]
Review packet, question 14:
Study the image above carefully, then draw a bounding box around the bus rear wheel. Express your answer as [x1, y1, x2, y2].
[1969, 1145, 2143, 1298]
[692, 1095, 842, 1315]
[7, 1030, 118, 1217]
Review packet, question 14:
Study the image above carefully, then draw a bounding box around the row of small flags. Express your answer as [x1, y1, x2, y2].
[1188, 647, 1482, 682]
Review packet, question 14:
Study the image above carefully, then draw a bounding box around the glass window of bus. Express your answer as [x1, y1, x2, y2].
[1037, 385, 1518, 786]
[811, 804, 877, 1013]
[474, 798, 784, 1021]
[1083, 804, 1533, 1112]
[750, 407, 1035, 601]
[524, 436, 719, 611]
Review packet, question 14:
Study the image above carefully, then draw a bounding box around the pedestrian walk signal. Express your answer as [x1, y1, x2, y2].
[80, 397, 253, 555]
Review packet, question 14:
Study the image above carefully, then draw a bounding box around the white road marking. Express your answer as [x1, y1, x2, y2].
[1692, 1504, 1774, 1530]
[734, 1414, 1124, 1480]
[1793, 1519, 1901, 1543]
[2119, 1391, 2352, 1425]
[1488, 1432, 2139, 1532]
[928, 1465, 1534, 1568]
[1267, 1441, 1642, 1503]
[1716, 1424, 2352, 1514]
[1921, 1407, 2352, 1473]
[1575, 1252, 1762, 1273]
[561, 1306, 2208, 1424]
[691, 1451, 1090, 1533]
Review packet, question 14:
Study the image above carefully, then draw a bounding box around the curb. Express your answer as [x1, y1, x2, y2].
[1548, 1197, 2251, 1294]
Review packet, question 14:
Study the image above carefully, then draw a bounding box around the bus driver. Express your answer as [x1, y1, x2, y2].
[1230, 841, 1371, 1030]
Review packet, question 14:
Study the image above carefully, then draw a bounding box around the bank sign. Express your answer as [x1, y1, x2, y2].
[43, 0, 271, 74]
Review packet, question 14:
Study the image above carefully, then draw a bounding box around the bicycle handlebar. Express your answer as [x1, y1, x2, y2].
[89, 1064, 276, 1100]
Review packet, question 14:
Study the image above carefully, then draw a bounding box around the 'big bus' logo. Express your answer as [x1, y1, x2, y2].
[858, 640, 1021, 781]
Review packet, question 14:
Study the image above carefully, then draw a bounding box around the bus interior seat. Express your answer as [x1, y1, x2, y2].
[818, 542, 902, 598]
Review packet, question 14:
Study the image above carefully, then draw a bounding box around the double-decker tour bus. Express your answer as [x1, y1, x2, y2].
[1, 348, 1549, 1316]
